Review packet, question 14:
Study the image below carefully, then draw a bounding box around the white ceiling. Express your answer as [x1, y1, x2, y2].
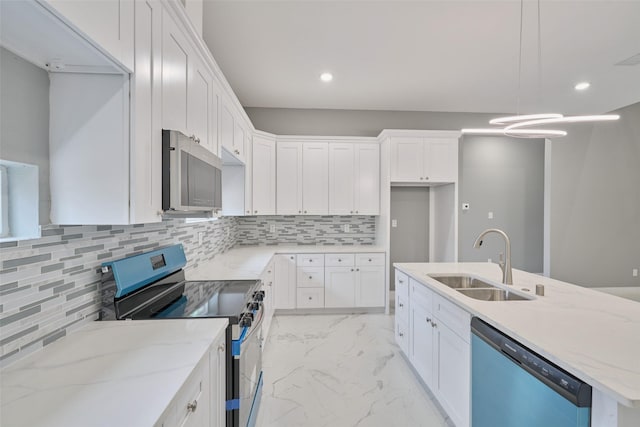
[202, 1, 640, 115]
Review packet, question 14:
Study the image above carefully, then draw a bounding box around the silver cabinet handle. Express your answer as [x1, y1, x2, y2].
[432, 322, 437, 328]
[399, 302, 404, 308]
[187, 400, 198, 412]
[218, 344, 225, 352]
[195, 137, 201, 144]
[399, 332, 404, 337]
[234, 149, 240, 155]
[426, 317, 431, 324]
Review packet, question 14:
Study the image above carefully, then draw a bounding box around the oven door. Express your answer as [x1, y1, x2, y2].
[238, 305, 264, 427]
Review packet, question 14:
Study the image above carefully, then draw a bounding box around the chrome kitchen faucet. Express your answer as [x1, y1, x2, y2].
[473, 228, 513, 285]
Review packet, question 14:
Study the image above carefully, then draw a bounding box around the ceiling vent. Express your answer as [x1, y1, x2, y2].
[615, 53, 640, 66]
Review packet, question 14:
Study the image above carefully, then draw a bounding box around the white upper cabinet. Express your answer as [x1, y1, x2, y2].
[220, 104, 235, 156]
[161, 9, 189, 135]
[43, 0, 134, 71]
[182, 0, 203, 37]
[276, 142, 303, 214]
[130, 0, 163, 224]
[187, 57, 214, 152]
[252, 135, 276, 215]
[329, 142, 380, 215]
[390, 134, 459, 184]
[234, 122, 246, 161]
[302, 142, 329, 215]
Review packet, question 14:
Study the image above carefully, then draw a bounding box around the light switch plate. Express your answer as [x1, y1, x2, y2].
[633, 268, 638, 277]
[269, 225, 276, 233]
[488, 212, 494, 219]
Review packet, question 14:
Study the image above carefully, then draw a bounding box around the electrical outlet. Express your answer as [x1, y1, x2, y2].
[488, 212, 494, 219]
[633, 268, 639, 278]
[343, 224, 350, 233]
[198, 232, 204, 246]
[269, 224, 276, 233]
[488, 258, 492, 263]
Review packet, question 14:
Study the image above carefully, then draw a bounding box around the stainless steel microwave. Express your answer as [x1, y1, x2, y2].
[162, 129, 222, 214]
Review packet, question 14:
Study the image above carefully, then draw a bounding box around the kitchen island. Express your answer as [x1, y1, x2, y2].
[394, 262, 640, 427]
[0, 319, 228, 427]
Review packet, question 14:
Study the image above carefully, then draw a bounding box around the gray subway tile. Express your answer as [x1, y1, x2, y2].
[0, 284, 30, 296]
[41, 228, 64, 237]
[74, 244, 104, 255]
[0, 325, 38, 346]
[53, 282, 75, 294]
[41, 262, 65, 273]
[62, 265, 83, 274]
[97, 225, 112, 231]
[0, 241, 18, 249]
[97, 252, 112, 260]
[38, 279, 65, 291]
[20, 295, 58, 311]
[3, 254, 51, 269]
[0, 306, 41, 327]
[42, 329, 66, 346]
[65, 300, 95, 316]
[0, 281, 18, 292]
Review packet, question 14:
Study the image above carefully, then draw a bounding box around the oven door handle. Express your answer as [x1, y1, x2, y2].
[232, 307, 264, 356]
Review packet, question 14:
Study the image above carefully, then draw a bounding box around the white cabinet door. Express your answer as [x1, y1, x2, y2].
[390, 137, 423, 181]
[328, 143, 355, 215]
[425, 138, 458, 183]
[395, 319, 409, 356]
[302, 142, 329, 214]
[355, 265, 385, 307]
[187, 58, 213, 152]
[162, 10, 190, 134]
[261, 259, 276, 345]
[252, 136, 276, 215]
[220, 104, 234, 155]
[175, 358, 210, 427]
[276, 142, 303, 214]
[44, 0, 134, 71]
[410, 297, 435, 387]
[129, 0, 162, 224]
[435, 321, 470, 427]
[233, 122, 245, 161]
[325, 266, 355, 307]
[274, 254, 296, 309]
[354, 143, 380, 214]
[210, 334, 226, 427]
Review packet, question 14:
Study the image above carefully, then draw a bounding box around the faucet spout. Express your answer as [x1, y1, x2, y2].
[473, 228, 513, 285]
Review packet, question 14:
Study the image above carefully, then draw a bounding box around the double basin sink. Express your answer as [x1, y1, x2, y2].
[427, 274, 532, 301]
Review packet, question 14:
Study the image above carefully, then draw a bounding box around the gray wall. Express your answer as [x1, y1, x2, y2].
[0, 47, 51, 224]
[458, 136, 545, 273]
[245, 107, 502, 136]
[390, 187, 430, 288]
[550, 102, 640, 287]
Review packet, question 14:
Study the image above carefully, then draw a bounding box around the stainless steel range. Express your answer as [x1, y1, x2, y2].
[99, 244, 264, 427]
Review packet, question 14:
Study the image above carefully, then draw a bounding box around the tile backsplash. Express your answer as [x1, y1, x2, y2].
[0, 214, 376, 366]
[236, 215, 376, 246]
[0, 217, 238, 366]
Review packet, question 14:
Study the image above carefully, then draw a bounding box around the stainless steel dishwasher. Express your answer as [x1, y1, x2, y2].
[471, 318, 592, 427]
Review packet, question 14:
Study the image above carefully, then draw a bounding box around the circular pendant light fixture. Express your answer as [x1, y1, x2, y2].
[463, 0, 619, 138]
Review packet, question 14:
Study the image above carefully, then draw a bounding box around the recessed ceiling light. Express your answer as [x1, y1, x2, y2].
[320, 72, 333, 82]
[574, 82, 590, 91]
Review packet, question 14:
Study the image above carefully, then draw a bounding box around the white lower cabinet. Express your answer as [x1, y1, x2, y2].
[396, 270, 470, 427]
[260, 259, 275, 350]
[274, 254, 297, 309]
[155, 333, 225, 427]
[296, 287, 325, 308]
[325, 266, 356, 308]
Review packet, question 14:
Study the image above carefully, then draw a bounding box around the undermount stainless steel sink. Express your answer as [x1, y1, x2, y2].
[457, 288, 531, 301]
[427, 274, 532, 301]
[427, 274, 495, 289]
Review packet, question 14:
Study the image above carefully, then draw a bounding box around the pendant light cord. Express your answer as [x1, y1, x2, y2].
[517, 0, 524, 115]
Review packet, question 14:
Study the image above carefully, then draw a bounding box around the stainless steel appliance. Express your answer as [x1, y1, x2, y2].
[99, 244, 263, 427]
[162, 129, 223, 214]
[471, 317, 592, 427]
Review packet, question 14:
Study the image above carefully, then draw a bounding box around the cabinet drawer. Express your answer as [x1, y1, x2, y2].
[297, 267, 325, 288]
[296, 287, 325, 308]
[395, 270, 409, 300]
[355, 253, 385, 266]
[396, 290, 409, 326]
[174, 358, 208, 427]
[433, 294, 471, 343]
[296, 254, 324, 267]
[410, 278, 433, 311]
[325, 253, 355, 267]
[395, 319, 409, 356]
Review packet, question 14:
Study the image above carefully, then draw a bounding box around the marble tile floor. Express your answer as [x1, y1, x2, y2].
[255, 313, 454, 427]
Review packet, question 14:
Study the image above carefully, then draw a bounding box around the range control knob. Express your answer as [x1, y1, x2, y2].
[246, 302, 260, 311]
[253, 291, 265, 302]
[239, 313, 253, 328]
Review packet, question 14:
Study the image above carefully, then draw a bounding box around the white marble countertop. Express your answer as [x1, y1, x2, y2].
[394, 262, 640, 408]
[187, 244, 385, 281]
[0, 319, 228, 427]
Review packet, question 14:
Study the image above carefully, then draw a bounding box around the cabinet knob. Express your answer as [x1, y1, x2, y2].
[309, 259, 313, 262]
[218, 344, 225, 352]
[268, 270, 272, 274]
[420, 177, 424, 180]
[425, 176, 429, 180]
[308, 296, 313, 300]
[399, 332, 404, 337]
[304, 210, 307, 213]
[368, 258, 372, 262]
[356, 268, 360, 271]
[399, 303, 404, 308]
[350, 211, 353, 214]
[338, 259, 342, 262]
[298, 210, 302, 214]
[426, 317, 431, 323]
[187, 400, 198, 413]
[195, 137, 201, 144]
[309, 276, 313, 279]
[290, 256, 294, 260]
[432, 322, 437, 328]
[355, 211, 359, 213]
[350, 268, 354, 272]
[254, 210, 258, 213]
[398, 279, 404, 283]
[234, 149, 240, 155]
[246, 210, 250, 214]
